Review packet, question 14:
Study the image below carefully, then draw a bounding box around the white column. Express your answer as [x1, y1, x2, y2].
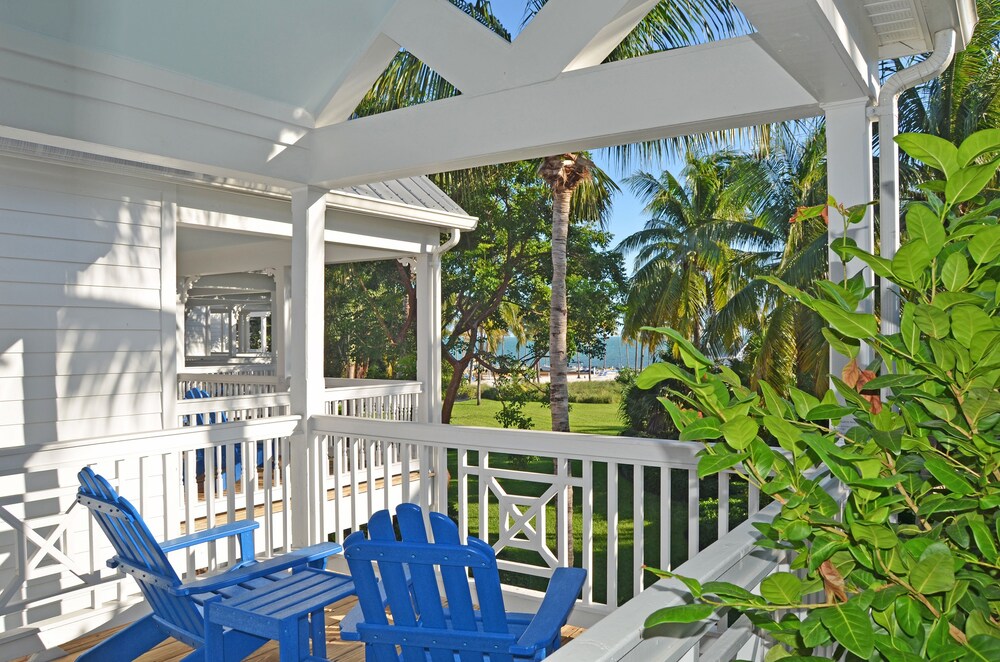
[877, 102, 901, 335]
[290, 186, 327, 547]
[824, 99, 875, 377]
[415, 252, 443, 424]
[272, 266, 292, 385]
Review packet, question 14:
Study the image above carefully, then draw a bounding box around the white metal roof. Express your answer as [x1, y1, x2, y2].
[0, 0, 978, 189]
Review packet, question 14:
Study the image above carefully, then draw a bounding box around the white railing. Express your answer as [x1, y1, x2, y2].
[310, 417, 763, 623]
[177, 372, 285, 399]
[324, 379, 421, 422]
[552, 476, 845, 662]
[0, 417, 299, 655]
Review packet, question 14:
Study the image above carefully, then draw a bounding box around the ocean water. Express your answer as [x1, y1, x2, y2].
[494, 335, 654, 370]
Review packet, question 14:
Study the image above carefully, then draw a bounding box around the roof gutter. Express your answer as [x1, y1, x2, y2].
[872, 29, 957, 334]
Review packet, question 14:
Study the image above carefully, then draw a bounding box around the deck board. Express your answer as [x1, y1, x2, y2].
[18, 595, 583, 661]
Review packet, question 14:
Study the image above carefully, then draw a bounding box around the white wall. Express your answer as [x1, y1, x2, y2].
[0, 157, 170, 448]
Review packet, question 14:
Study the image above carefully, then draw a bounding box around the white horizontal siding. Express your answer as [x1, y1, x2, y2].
[0, 257, 160, 289]
[0, 157, 167, 446]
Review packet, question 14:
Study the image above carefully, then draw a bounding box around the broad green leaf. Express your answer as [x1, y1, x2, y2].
[965, 610, 1000, 640]
[896, 133, 960, 176]
[923, 456, 975, 495]
[969, 520, 998, 562]
[946, 161, 1000, 205]
[862, 373, 928, 390]
[760, 275, 812, 305]
[679, 417, 723, 441]
[894, 595, 921, 637]
[892, 239, 933, 284]
[785, 520, 813, 541]
[951, 306, 994, 349]
[701, 581, 756, 602]
[721, 416, 758, 450]
[644, 603, 714, 627]
[957, 128, 1000, 166]
[908, 542, 955, 594]
[965, 635, 1000, 662]
[836, 243, 897, 279]
[822, 327, 859, 359]
[812, 300, 878, 339]
[851, 522, 898, 549]
[749, 438, 775, 477]
[805, 403, 856, 421]
[762, 415, 802, 448]
[801, 612, 831, 647]
[760, 572, 804, 605]
[906, 205, 945, 256]
[968, 225, 1000, 264]
[818, 601, 875, 658]
[763, 645, 792, 661]
[941, 252, 971, 291]
[697, 451, 746, 479]
[914, 304, 950, 338]
[643, 326, 713, 367]
[636, 361, 691, 389]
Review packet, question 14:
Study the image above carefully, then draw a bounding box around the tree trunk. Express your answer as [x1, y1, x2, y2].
[549, 186, 572, 433]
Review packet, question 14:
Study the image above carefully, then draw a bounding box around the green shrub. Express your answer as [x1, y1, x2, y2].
[639, 131, 1000, 660]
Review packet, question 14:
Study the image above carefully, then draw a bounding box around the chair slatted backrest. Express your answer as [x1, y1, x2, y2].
[345, 504, 515, 662]
[77, 467, 205, 646]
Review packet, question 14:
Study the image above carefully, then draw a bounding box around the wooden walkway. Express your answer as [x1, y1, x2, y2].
[18, 595, 585, 661]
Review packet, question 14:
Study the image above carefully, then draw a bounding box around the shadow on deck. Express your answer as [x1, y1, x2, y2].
[17, 595, 585, 662]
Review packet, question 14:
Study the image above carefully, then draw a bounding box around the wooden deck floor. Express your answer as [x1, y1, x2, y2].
[21, 596, 586, 662]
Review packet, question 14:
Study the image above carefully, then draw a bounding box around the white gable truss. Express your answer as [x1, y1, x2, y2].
[0, 0, 977, 190]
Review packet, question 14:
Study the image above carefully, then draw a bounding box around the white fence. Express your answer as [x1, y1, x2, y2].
[324, 378, 421, 421]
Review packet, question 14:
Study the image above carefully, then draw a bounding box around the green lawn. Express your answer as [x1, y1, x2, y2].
[450, 399, 626, 436]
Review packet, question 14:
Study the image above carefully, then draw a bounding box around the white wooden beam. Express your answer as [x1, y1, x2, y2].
[732, 0, 880, 102]
[380, 0, 512, 96]
[511, 0, 660, 77]
[315, 33, 402, 127]
[301, 37, 819, 188]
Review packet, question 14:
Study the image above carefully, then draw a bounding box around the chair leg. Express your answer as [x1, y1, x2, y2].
[310, 609, 327, 658]
[77, 614, 168, 662]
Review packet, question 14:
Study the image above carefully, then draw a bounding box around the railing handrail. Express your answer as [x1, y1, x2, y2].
[176, 392, 292, 414]
[312, 416, 701, 467]
[549, 475, 844, 662]
[0, 416, 301, 476]
[324, 379, 423, 397]
[178, 373, 284, 387]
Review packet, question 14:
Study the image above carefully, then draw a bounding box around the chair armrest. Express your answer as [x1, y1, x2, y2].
[160, 520, 259, 553]
[509, 567, 586, 657]
[169, 542, 343, 596]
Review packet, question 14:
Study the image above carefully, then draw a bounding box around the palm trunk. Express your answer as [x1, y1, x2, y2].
[549, 187, 572, 433]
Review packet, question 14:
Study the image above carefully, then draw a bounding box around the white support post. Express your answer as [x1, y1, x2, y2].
[878, 101, 902, 336]
[415, 252, 443, 424]
[273, 266, 292, 384]
[160, 189, 178, 429]
[290, 186, 328, 547]
[824, 99, 875, 378]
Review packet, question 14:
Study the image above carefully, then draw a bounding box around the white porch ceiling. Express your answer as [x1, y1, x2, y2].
[0, 0, 978, 189]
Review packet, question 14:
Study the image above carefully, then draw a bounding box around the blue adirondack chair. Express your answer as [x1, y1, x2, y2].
[183, 387, 242, 489]
[76, 467, 352, 661]
[343, 504, 586, 661]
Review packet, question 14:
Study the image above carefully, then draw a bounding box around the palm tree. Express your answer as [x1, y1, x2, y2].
[707, 122, 830, 393]
[537, 154, 593, 431]
[616, 151, 778, 351]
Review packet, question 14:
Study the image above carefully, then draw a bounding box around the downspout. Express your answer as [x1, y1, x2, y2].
[872, 29, 957, 334]
[434, 228, 461, 255]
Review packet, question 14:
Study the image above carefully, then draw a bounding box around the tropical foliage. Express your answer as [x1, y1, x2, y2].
[638, 131, 1000, 661]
